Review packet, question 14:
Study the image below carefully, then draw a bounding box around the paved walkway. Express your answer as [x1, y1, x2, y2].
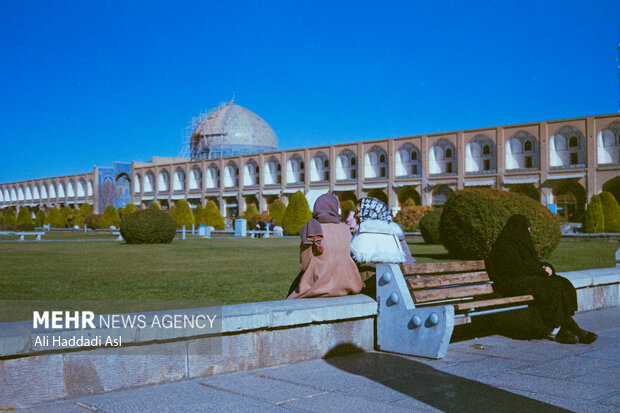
[21, 306, 620, 412]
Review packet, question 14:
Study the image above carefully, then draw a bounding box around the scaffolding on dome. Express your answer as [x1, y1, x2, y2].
[178, 101, 230, 160]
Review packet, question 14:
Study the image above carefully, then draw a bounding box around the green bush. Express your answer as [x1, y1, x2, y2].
[172, 199, 194, 229]
[268, 199, 286, 226]
[243, 203, 260, 229]
[340, 200, 356, 221]
[78, 203, 93, 217]
[3, 209, 16, 224]
[85, 214, 103, 229]
[204, 200, 225, 230]
[0, 212, 4, 225]
[60, 206, 76, 228]
[282, 191, 312, 235]
[123, 202, 138, 216]
[599, 191, 620, 233]
[16, 207, 33, 225]
[439, 188, 560, 260]
[149, 201, 161, 210]
[394, 206, 434, 232]
[34, 210, 47, 227]
[101, 205, 121, 229]
[582, 194, 605, 233]
[194, 204, 206, 226]
[120, 209, 177, 244]
[419, 209, 442, 244]
[46, 207, 65, 228]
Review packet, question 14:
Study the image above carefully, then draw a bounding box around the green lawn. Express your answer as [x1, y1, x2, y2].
[0, 237, 617, 306]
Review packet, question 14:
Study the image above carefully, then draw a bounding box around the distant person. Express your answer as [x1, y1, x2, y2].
[287, 193, 362, 299]
[268, 219, 275, 231]
[343, 210, 358, 234]
[486, 214, 597, 344]
[350, 197, 416, 297]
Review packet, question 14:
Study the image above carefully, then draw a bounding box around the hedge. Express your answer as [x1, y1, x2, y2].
[194, 204, 206, 226]
[120, 209, 176, 244]
[439, 188, 560, 259]
[34, 210, 47, 227]
[394, 206, 433, 232]
[149, 201, 161, 210]
[243, 203, 260, 229]
[85, 214, 103, 229]
[419, 209, 442, 244]
[599, 191, 620, 233]
[16, 207, 33, 225]
[204, 200, 225, 230]
[282, 191, 312, 235]
[3, 209, 16, 224]
[46, 207, 65, 228]
[101, 205, 121, 229]
[582, 194, 605, 233]
[268, 199, 286, 226]
[172, 199, 194, 229]
[78, 203, 93, 217]
[122, 202, 138, 216]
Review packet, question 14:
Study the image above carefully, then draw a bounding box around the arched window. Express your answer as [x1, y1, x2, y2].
[78, 179, 87, 197]
[310, 151, 329, 182]
[144, 172, 155, 193]
[223, 162, 239, 188]
[87, 180, 94, 197]
[158, 170, 170, 192]
[396, 143, 421, 177]
[189, 167, 202, 191]
[205, 165, 220, 189]
[58, 182, 66, 198]
[41, 184, 48, 199]
[597, 120, 620, 165]
[286, 154, 305, 184]
[67, 181, 75, 197]
[429, 139, 457, 175]
[466, 135, 495, 174]
[506, 131, 539, 170]
[243, 160, 260, 186]
[173, 168, 186, 192]
[264, 157, 282, 185]
[364, 146, 388, 179]
[550, 126, 586, 168]
[336, 150, 357, 181]
[133, 174, 141, 194]
[33, 185, 40, 200]
[524, 140, 532, 152]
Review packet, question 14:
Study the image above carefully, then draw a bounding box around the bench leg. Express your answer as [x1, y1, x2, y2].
[376, 264, 455, 359]
[19, 235, 24, 241]
[36, 235, 41, 241]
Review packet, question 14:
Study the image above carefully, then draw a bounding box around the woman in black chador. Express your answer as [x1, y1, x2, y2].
[486, 215, 597, 344]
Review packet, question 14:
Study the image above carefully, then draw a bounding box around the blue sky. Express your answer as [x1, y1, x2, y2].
[1, 0, 619, 183]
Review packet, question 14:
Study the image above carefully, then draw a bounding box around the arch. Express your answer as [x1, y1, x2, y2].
[41, 183, 48, 199]
[263, 156, 282, 185]
[367, 188, 388, 204]
[116, 173, 131, 197]
[364, 146, 388, 179]
[602, 176, 620, 204]
[286, 154, 305, 184]
[17, 186, 25, 201]
[49, 183, 57, 199]
[67, 180, 76, 197]
[429, 139, 456, 175]
[144, 172, 154, 193]
[87, 180, 94, 197]
[335, 149, 357, 181]
[158, 170, 170, 192]
[10, 187, 17, 202]
[243, 159, 260, 186]
[205, 164, 220, 189]
[0, 189, 3, 203]
[553, 181, 586, 222]
[431, 185, 453, 206]
[395, 143, 422, 177]
[506, 130, 539, 170]
[172, 168, 186, 192]
[189, 166, 202, 191]
[466, 134, 496, 173]
[33, 184, 40, 200]
[509, 184, 540, 201]
[310, 151, 330, 182]
[25, 185, 32, 201]
[597, 120, 620, 165]
[77, 179, 86, 197]
[3, 188, 9, 203]
[58, 181, 66, 198]
[550, 126, 586, 168]
[133, 174, 141, 194]
[397, 186, 422, 206]
[223, 161, 239, 188]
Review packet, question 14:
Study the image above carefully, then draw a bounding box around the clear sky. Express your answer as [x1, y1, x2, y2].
[1, 0, 619, 183]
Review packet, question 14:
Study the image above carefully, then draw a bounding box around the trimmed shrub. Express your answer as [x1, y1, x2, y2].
[123, 202, 138, 216]
[440, 188, 560, 260]
[34, 210, 47, 227]
[204, 200, 225, 230]
[60, 206, 76, 228]
[0, 212, 4, 225]
[78, 203, 93, 217]
[85, 214, 103, 229]
[120, 209, 176, 244]
[268, 199, 286, 226]
[101, 205, 121, 229]
[243, 203, 260, 229]
[46, 207, 65, 228]
[582, 194, 605, 233]
[194, 204, 206, 226]
[394, 206, 434, 232]
[172, 199, 194, 229]
[16, 207, 33, 225]
[419, 209, 442, 244]
[282, 191, 312, 235]
[599, 191, 620, 233]
[3, 209, 16, 224]
[149, 201, 161, 210]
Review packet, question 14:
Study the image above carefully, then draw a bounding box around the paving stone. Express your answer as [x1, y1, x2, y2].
[199, 371, 323, 404]
[597, 390, 620, 407]
[279, 391, 413, 413]
[573, 370, 620, 389]
[518, 355, 617, 379]
[497, 387, 616, 413]
[430, 356, 531, 380]
[578, 346, 620, 363]
[18, 401, 86, 413]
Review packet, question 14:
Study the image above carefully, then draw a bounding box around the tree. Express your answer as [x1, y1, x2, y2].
[268, 199, 286, 226]
[46, 207, 65, 228]
[16, 206, 33, 225]
[282, 191, 312, 235]
[172, 199, 194, 229]
[582, 194, 605, 233]
[78, 203, 93, 217]
[194, 204, 206, 226]
[149, 201, 161, 210]
[243, 203, 260, 228]
[599, 191, 620, 233]
[204, 200, 225, 230]
[34, 210, 47, 227]
[123, 202, 138, 216]
[101, 205, 121, 228]
[3, 209, 16, 224]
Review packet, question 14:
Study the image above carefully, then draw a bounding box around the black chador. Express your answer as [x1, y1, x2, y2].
[486, 215, 597, 344]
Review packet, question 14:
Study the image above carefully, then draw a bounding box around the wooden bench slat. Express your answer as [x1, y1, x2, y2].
[455, 295, 534, 311]
[403, 261, 485, 275]
[407, 271, 490, 289]
[412, 284, 494, 303]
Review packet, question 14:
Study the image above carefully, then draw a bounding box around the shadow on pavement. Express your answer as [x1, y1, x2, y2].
[324, 344, 570, 413]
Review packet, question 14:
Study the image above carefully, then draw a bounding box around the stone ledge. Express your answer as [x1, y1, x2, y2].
[561, 267, 620, 312]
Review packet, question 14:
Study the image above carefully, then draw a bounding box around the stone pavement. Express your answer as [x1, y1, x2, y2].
[20, 306, 620, 412]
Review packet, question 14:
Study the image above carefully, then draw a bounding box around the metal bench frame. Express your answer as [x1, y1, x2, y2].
[376, 261, 533, 359]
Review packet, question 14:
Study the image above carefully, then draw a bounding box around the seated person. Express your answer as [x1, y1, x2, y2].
[486, 214, 597, 344]
[350, 197, 416, 297]
[287, 193, 362, 299]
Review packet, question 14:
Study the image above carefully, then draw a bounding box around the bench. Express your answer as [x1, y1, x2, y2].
[0, 231, 46, 241]
[375, 261, 534, 359]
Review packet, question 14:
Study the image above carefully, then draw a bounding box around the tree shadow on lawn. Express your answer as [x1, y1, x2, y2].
[324, 344, 569, 413]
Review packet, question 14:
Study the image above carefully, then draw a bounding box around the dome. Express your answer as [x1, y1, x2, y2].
[190, 102, 278, 160]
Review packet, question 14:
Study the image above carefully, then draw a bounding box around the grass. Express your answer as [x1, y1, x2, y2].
[0, 236, 616, 306]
